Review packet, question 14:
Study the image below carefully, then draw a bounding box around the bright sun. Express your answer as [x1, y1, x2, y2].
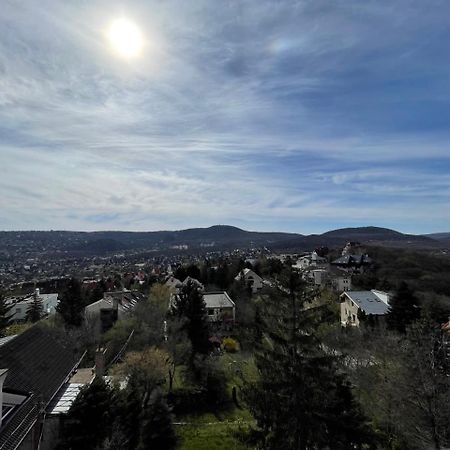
[107, 18, 143, 58]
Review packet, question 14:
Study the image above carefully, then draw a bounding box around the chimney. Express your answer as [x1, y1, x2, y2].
[0, 369, 9, 428]
[34, 288, 40, 298]
[94, 348, 107, 377]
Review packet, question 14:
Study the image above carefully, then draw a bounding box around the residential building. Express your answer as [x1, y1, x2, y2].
[0, 326, 82, 450]
[85, 290, 145, 332]
[234, 268, 263, 293]
[6, 289, 58, 322]
[340, 290, 390, 327]
[331, 254, 372, 272]
[203, 291, 235, 323]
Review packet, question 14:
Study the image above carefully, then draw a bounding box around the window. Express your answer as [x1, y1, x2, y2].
[208, 310, 214, 315]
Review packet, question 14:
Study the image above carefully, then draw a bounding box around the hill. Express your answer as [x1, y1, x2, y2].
[0, 225, 445, 260]
[269, 226, 441, 251]
[424, 232, 450, 246]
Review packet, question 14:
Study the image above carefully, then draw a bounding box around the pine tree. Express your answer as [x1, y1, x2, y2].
[26, 293, 43, 323]
[172, 279, 211, 357]
[57, 278, 85, 327]
[138, 389, 176, 450]
[59, 376, 115, 450]
[0, 293, 13, 337]
[243, 269, 375, 450]
[387, 282, 421, 333]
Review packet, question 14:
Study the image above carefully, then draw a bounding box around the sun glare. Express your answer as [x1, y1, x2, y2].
[107, 18, 143, 58]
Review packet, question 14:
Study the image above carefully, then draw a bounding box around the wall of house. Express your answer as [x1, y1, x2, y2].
[246, 274, 263, 293]
[335, 277, 352, 292]
[9, 295, 59, 322]
[340, 297, 360, 326]
[206, 306, 235, 322]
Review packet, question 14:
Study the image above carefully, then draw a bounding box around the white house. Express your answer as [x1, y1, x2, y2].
[293, 251, 327, 270]
[6, 289, 59, 322]
[234, 268, 263, 293]
[85, 290, 145, 332]
[340, 290, 390, 327]
[203, 291, 235, 323]
[165, 276, 182, 293]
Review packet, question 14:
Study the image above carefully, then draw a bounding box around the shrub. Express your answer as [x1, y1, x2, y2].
[222, 337, 239, 353]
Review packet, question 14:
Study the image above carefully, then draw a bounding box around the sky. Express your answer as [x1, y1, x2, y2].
[1, 0, 450, 235]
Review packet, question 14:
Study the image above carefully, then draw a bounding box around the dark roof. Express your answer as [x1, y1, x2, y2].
[0, 325, 80, 450]
[0, 326, 79, 403]
[331, 254, 372, 266]
[0, 394, 39, 450]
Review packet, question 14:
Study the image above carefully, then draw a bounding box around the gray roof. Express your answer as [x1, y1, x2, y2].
[203, 292, 235, 309]
[343, 291, 389, 315]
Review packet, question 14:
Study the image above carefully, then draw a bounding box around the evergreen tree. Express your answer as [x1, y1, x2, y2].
[57, 278, 85, 327]
[0, 293, 13, 337]
[172, 279, 211, 357]
[243, 269, 375, 450]
[59, 377, 115, 450]
[386, 282, 420, 333]
[26, 293, 43, 323]
[138, 389, 176, 450]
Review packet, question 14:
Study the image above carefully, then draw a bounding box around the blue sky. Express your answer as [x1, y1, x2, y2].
[1, 0, 450, 234]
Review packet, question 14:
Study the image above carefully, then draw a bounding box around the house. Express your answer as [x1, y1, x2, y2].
[234, 268, 263, 293]
[165, 276, 182, 293]
[328, 266, 352, 292]
[85, 290, 145, 332]
[0, 326, 82, 450]
[203, 292, 235, 323]
[340, 290, 390, 327]
[332, 274, 352, 292]
[5, 289, 59, 322]
[292, 251, 327, 270]
[331, 254, 372, 272]
[182, 277, 204, 290]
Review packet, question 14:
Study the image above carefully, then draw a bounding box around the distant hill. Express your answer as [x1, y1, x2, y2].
[424, 232, 450, 246]
[0, 225, 445, 258]
[269, 226, 441, 251]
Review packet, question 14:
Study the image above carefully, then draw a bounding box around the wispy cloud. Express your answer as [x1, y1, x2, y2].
[1, 0, 449, 234]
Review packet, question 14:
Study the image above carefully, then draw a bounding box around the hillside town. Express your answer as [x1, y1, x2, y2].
[1, 233, 450, 449]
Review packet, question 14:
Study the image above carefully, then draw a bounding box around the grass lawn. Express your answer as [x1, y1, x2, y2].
[175, 351, 257, 449]
[175, 409, 254, 450]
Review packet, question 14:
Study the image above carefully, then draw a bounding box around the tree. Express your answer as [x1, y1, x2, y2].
[138, 389, 176, 450]
[57, 278, 85, 327]
[387, 282, 421, 333]
[113, 347, 170, 403]
[171, 279, 211, 357]
[165, 317, 191, 392]
[59, 376, 115, 450]
[0, 293, 13, 337]
[393, 317, 450, 449]
[243, 269, 375, 450]
[26, 293, 43, 323]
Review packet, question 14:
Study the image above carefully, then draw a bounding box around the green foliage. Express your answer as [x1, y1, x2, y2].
[59, 376, 116, 450]
[222, 337, 239, 353]
[138, 389, 177, 450]
[397, 317, 450, 449]
[172, 279, 211, 358]
[243, 269, 375, 449]
[25, 294, 43, 323]
[0, 292, 13, 337]
[3, 322, 31, 336]
[353, 246, 450, 300]
[57, 278, 85, 327]
[386, 282, 421, 333]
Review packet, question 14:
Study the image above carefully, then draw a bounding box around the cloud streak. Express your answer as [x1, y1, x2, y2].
[1, 0, 449, 234]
